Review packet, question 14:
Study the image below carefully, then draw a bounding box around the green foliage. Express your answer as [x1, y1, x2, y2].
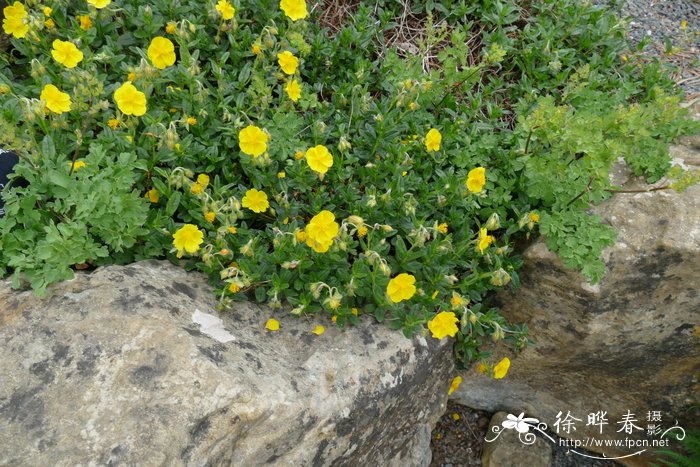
[656, 430, 700, 467]
[0, 143, 149, 296]
[0, 0, 696, 366]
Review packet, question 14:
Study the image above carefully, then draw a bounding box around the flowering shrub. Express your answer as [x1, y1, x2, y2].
[0, 0, 697, 365]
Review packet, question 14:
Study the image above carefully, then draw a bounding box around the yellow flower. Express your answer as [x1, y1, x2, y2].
[294, 150, 305, 160]
[428, 311, 459, 339]
[114, 82, 147, 117]
[51, 40, 84, 68]
[529, 212, 540, 223]
[265, 318, 280, 331]
[40, 84, 72, 114]
[227, 226, 237, 234]
[280, 0, 308, 21]
[285, 79, 301, 102]
[228, 283, 240, 294]
[2, 2, 29, 39]
[87, 0, 111, 9]
[197, 174, 210, 187]
[44, 18, 55, 28]
[681, 20, 688, 30]
[190, 182, 205, 195]
[277, 171, 286, 178]
[466, 167, 486, 193]
[351, 308, 359, 316]
[186, 116, 197, 126]
[305, 145, 333, 174]
[146, 188, 159, 203]
[215, 0, 235, 20]
[493, 357, 511, 379]
[295, 229, 307, 242]
[204, 211, 216, 223]
[448, 376, 462, 395]
[77, 15, 92, 30]
[238, 125, 269, 157]
[277, 51, 299, 75]
[386, 273, 417, 303]
[476, 363, 488, 374]
[147, 36, 176, 69]
[107, 118, 121, 129]
[477, 227, 493, 253]
[43, 6, 52, 16]
[70, 160, 86, 171]
[438, 223, 448, 234]
[241, 188, 269, 213]
[425, 128, 442, 152]
[311, 325, 325, 335]
[305, 210, 339, 253]
[165, 21, 177, 34]
[252, 43, 262, 55]
[450, 292, 466, 309]
[452, 413, 460, 421]
[172, 224, 204, 256]
[357, 225, 368, 237]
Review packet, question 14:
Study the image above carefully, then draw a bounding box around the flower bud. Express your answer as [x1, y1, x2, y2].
[239, 239, 254, 257]
[338, 136, 352, 152]
[490, 268, 511, 287]
[346, 215, 364, 226]
[492, 324, 504, 342]
[281, 260, 300, 270]
[484, 213, 500, 231]
[378, 262, 391, 277]
[309, 282, 323, 299]
[444, 275, 458, 285]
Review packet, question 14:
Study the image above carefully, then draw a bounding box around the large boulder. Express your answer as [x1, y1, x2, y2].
[0, 260, 454, 466]
[451, 139, 700, 465]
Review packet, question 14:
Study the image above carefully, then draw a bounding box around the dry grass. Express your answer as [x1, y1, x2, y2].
[314, 0, 484, 74]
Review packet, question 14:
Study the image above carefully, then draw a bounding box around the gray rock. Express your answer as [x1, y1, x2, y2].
[451, 146, 700, 463]
[0, 260, 454, 466]
[482, 412, 552, 467]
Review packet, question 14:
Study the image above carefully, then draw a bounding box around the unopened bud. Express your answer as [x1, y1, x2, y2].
[484, 213, 500, 231]
[338, 136, 351, 152]
[444, 275, 458, 285]
[490, 268, 511, 287]
[379, 262, 391, 277]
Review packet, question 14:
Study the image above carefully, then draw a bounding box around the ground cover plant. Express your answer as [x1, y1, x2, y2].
[0, 0, 697, 367]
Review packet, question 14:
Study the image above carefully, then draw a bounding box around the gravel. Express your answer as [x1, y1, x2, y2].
[601, 0, 700, 97]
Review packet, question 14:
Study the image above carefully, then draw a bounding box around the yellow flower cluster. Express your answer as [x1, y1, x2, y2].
[2, 2, 29, 39]
[215, 0, 236, 20]
[386, 273, 416, 303]
[280, 0, 308, 21]
[304, 210, 339, 253]
[242, 188, 269, 213]
[40, 84, 72, 114]
[305, 145, 333, 175]
[239, 125, 269, 157]
[428, 311, 459, 339]
[172, 224, 204, 257]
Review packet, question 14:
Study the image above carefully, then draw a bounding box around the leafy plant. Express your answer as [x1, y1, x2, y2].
[656, 430, 700, 467]
[0, 0, 696, 366]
